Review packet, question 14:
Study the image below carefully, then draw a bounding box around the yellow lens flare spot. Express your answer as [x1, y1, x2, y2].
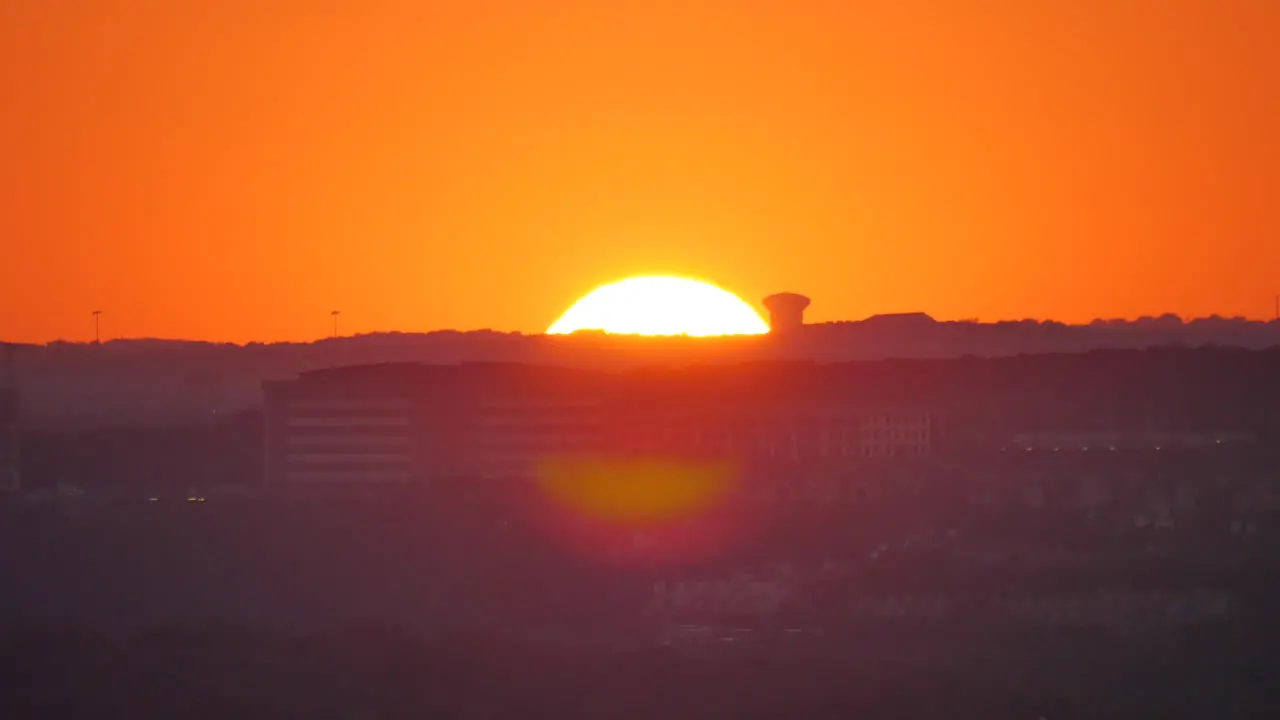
[535, 455, 735, 525]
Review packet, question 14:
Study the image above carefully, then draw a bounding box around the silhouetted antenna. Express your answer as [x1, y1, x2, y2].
[92, 310, 103, 344]
[331, 310, 341, 339]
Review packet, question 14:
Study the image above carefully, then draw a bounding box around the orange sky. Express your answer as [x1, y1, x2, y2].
[1, 0, 1277, 344]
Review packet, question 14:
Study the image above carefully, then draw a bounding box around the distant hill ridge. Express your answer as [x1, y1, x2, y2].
[2, 313, 1280, 426]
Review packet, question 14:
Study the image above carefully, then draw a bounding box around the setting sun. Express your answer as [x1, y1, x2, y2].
[547, 276, 769, 337]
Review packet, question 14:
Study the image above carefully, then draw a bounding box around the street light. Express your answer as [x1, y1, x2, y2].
[331, 310, 341, 339]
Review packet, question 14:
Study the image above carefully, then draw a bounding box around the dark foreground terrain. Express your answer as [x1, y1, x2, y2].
[2, 621, 1278, 719]
[2, 491, 1277, 718]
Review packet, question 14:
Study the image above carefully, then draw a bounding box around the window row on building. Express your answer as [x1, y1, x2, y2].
[262, 364, 938, 486]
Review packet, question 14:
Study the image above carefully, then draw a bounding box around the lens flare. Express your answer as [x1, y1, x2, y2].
[531, 455, 753, 566]
[536, 455, 734, 525]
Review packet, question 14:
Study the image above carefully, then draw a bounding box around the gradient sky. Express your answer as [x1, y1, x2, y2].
[1, 0, 1276, 343]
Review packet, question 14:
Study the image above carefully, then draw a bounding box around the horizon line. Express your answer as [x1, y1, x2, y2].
[6, 312, 1280, 349]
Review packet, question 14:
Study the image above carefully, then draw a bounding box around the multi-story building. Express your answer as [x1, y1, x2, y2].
[262, 363, 612, 486]
[467, 364, 610, 477]
[261, 363, 938, 488]
[263, 364, 427, 486]
[859, 410, 932, 459]
[0, 389, 18, 492]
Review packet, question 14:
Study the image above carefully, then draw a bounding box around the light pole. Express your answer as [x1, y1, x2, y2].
[331, 310, 341, 339]
[92, 310, 103, 344]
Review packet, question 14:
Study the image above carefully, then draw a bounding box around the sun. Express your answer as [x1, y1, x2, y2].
[547, 276, 769, 337]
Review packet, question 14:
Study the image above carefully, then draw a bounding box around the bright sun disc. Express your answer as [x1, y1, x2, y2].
[547, 276, 769, 336]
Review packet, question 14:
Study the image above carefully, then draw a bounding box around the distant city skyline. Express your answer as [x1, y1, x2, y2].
[5, 302, 1280, 346]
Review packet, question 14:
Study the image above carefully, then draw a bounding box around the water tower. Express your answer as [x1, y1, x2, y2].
[762, 293, 810, 334]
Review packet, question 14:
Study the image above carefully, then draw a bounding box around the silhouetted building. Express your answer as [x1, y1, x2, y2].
[762, 293, 810, 334]
[0, 390, 19, 492]
[261, 363, 936, 488]
[263, 364, 431, 486]
[860, 410, 932, 458]
[861, 312, 935, 326]
[262, 363, 610, 486]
